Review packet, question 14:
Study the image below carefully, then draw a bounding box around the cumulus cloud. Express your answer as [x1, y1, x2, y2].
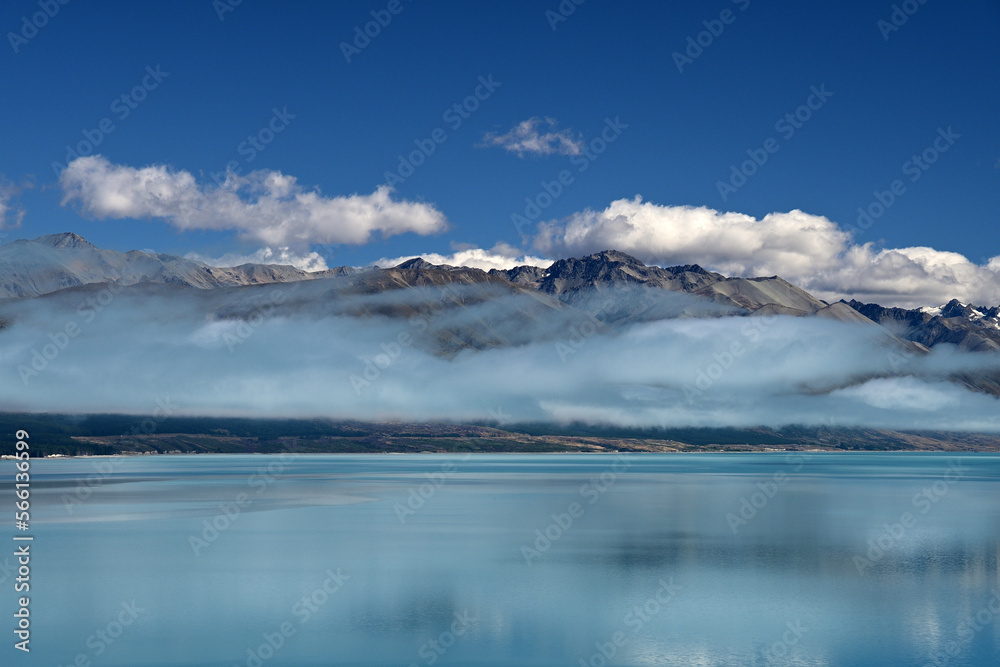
[807, 245, 1000, 308]
[530, 196, 1000, 308]
[534, 197, 850, 278]
[185, 247, 330, 272]
[58, 155, 448, 248]
[376, 243, 551, 271]
[50, 156, 1000, 308]
[480, 117, 583, 157]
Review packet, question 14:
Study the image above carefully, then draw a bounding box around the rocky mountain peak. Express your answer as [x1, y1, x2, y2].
[394, 257, 442, 270]
[35, 232, 96, 249]
[940, 299, 977, 319]
[665, 264, 710, 275]
[582, 249, 644, 265]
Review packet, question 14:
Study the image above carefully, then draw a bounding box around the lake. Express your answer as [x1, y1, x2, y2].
[2, 453, 999, 666]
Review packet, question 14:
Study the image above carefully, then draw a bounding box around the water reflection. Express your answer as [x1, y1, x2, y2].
[1, 453, 998, 666]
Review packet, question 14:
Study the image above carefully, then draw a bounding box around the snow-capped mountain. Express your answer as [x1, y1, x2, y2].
[848, 299, 1000, 352]
[2, 232, 997, 357]
[0, 233, 354, 299]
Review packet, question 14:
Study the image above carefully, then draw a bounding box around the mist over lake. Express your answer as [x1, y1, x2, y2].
[2, 1, 999, 665]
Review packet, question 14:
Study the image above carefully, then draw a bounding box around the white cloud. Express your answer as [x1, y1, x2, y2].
[185, 247, 330, 272]
[5, 284, 1000, 431]
[480, 117, 583, 157]
[0, 179, 25, 230]
[831, 377, 961, 412]
[376, 243, 551, 271]
[52, 157, 1000, 308]
[807, 245, 1000, 308]
[59, 155, 448, 248]
[531, 196, 1000, 308]
[533, 197, 851, 278]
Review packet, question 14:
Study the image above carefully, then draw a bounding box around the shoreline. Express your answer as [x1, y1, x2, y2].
[5, 417, 1000, 458]
[6, 447, 1000, 461]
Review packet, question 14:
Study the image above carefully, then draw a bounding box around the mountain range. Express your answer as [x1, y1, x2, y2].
[3, 231, 1000, 442]
[0, 232, 358, 299]
[3, 232, 998, 354]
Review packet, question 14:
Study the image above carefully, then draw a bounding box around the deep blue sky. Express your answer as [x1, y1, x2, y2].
[1, 0, 998, 267]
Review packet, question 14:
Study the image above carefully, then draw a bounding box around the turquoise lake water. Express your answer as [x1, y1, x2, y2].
[2, 453, 999, 666]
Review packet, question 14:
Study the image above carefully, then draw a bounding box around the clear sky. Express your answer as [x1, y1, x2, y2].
[1, 0, 998, 306]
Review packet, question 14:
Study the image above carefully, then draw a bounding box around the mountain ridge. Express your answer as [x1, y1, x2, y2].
[0, 232, 357, 299]
[847, 298, 1000, 352]
[3, 233, 998, 353]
